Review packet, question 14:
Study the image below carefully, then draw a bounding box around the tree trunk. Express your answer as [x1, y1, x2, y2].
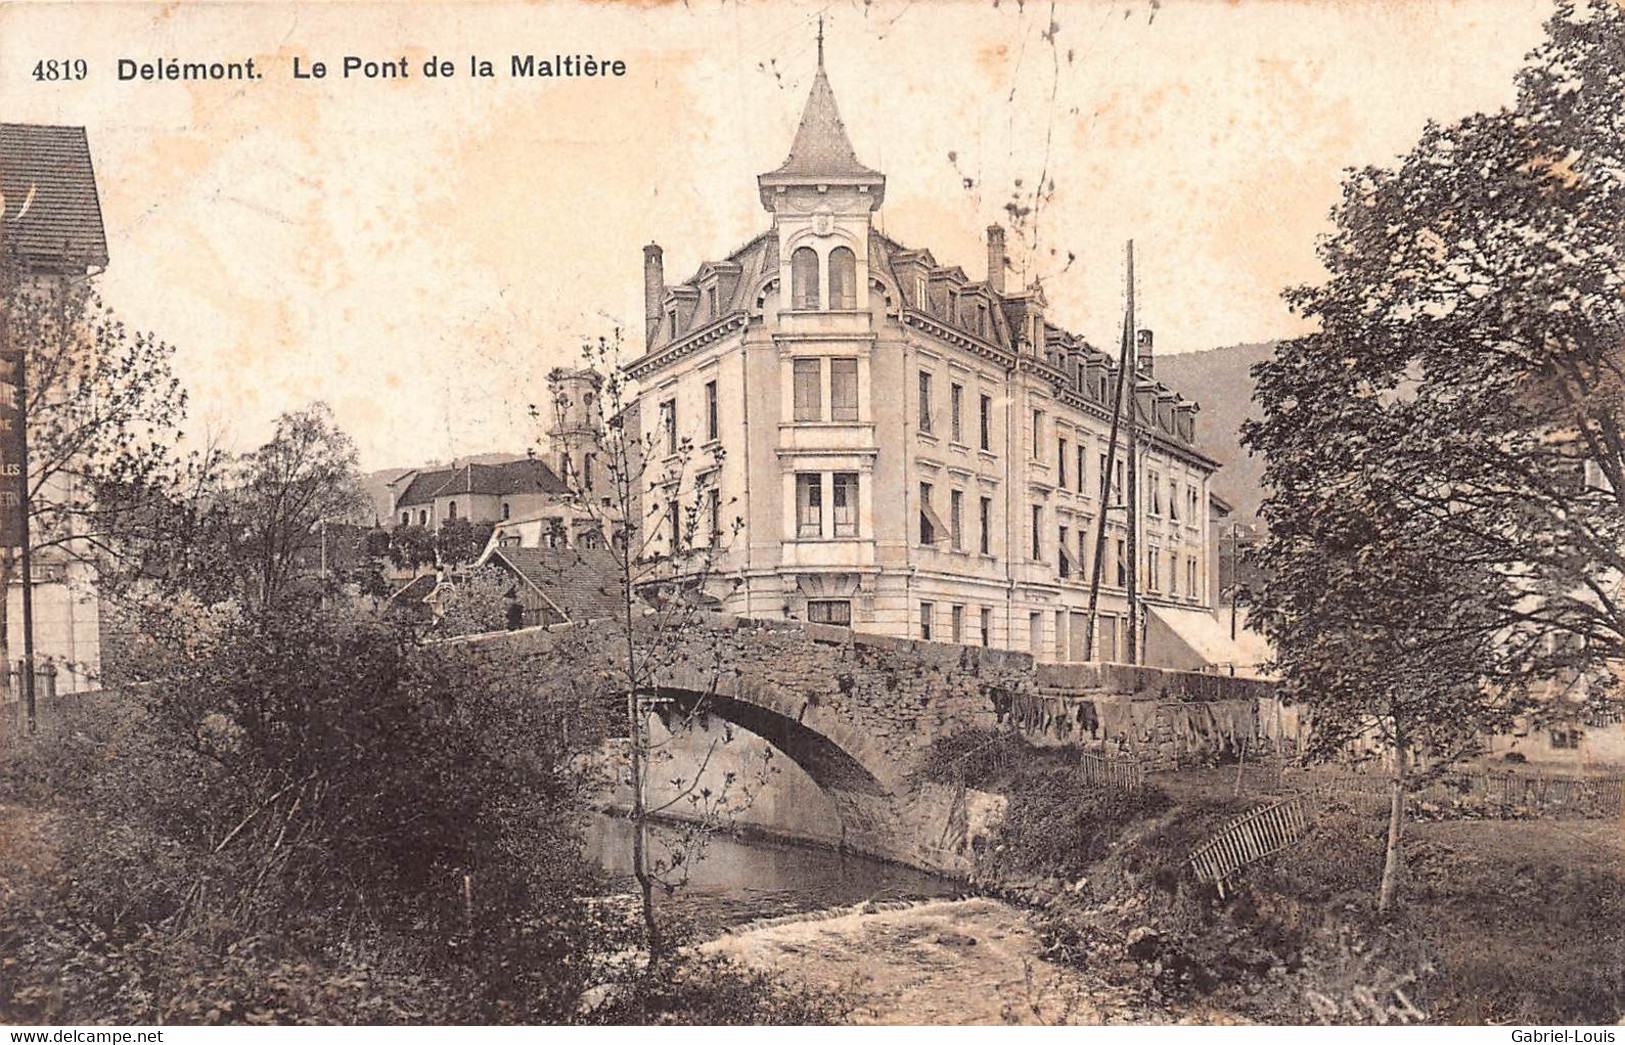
[627, 685, 661, 968]
[1378, 746, 1407, 914]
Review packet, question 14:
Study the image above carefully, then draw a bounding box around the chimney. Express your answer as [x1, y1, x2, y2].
[643, 243, 665, 348]
[986, 224, 1006, 295]
[1136, 328, 1155, 377]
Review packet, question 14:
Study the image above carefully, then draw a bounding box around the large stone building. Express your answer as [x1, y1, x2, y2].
[625, 45, 1224, 665]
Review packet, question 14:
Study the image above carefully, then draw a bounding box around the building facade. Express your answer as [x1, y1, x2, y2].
[625, 49, 1222, 664]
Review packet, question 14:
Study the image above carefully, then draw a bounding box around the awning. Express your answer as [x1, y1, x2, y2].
[1144, 603, 1274, 677]
[921, 500, 949, 544]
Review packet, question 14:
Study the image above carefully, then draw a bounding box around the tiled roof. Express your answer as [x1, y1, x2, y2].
[0, 124, 108, 269]
[393, 458, 567, 508]
[393, 467, 459, 509]
[764, 66, 881, 181]
[488, 545, 624, 624]
[387, 574, 438, 606]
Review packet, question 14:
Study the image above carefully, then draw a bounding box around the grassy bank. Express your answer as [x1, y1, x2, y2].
[921, 730, 1625, 1025]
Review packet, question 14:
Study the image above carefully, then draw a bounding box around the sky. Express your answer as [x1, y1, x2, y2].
[1, 0, 1555, 472]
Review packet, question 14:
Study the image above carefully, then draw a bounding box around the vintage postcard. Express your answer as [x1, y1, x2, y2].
[0, 0, 1620, 1031]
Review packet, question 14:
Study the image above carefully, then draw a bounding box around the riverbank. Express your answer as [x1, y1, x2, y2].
[705, 897, 1177, 1025]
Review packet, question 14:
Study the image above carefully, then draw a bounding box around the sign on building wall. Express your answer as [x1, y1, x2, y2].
[0, 347, 23, 547]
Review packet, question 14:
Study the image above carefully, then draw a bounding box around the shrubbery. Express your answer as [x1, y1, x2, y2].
[0, 597, 843, 1024]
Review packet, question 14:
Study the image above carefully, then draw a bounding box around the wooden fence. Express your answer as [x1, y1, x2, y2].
[1079, 750, 1145, 791]
[1188, 794, 1313, 897]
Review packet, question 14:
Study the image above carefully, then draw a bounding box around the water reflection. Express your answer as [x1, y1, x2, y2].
[582, 812, 963, 937]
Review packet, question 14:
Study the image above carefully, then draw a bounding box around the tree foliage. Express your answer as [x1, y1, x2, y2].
[1243, 0, 1624, 906]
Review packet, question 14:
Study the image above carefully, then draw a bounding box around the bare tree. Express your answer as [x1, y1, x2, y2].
[536, 330, 769, 969]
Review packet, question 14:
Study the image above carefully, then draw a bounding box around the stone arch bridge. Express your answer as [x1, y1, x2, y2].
[463, 615, 1275, 871]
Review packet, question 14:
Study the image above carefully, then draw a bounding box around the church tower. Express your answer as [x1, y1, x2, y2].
[758, 24, 885, 314]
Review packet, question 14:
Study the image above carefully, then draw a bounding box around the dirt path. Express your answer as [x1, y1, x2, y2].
[705, 897, 1155, 1025]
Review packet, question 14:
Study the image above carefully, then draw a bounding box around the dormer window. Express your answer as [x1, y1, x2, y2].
[976, 302, 988, 337]
[667, 307, 680, 337]
[829, 247, 857, 309]
[791, 247, 820, 310]
[915, 274, 928, 311]
[707, 285, 719, 318]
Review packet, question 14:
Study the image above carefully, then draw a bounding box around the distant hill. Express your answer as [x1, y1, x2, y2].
[1155, 341, 1277, 522]
[355, 451, 533, 526]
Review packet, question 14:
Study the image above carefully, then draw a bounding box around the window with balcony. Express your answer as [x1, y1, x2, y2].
[833, 472, 858, 537]
[796, 473, 822, 538]
[830, 358, 858, 422]
[791, 247, 820, 310]
[829, 246, 857, 309]
[793, 359, 821, 422]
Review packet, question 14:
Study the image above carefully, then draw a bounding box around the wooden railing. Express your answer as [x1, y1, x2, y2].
[1189, 794, 1313, 897]
[1079, 750, 1145, 791]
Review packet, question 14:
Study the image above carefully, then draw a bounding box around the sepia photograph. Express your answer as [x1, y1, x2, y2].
[0, 0, 1621, 1029]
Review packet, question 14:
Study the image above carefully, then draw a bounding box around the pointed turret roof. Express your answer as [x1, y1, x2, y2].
[768, 65, 880, 180]
[758, 27, 885, 209]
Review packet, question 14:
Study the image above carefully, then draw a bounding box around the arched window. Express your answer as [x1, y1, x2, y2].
[791, 247, 820, 310]
[828, 247, 857, 310]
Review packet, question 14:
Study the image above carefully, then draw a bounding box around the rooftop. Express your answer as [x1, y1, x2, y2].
[0, 124, 109, 270]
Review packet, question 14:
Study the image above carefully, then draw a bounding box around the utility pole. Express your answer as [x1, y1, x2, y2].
[1084, 241, 1138, 663]
[1123, 243, 1140, 666]
[1228, 521, 1240, 642]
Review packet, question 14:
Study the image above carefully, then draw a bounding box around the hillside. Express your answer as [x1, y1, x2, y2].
[1154, 341, 1276, 522]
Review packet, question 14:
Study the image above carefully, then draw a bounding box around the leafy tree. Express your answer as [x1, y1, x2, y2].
[219, 403, 368, 614]
[438, 565, 520, 637]
[0, 247, 195, 680]
[1243, 0, 1624, 909]
[387, 523, 437, 572]
[436, 517, 495, 567]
